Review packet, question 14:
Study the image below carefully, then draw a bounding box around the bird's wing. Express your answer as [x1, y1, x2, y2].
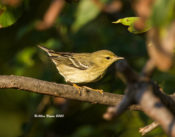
[38, 45, 93, 70]
[51, 53, 93, 70]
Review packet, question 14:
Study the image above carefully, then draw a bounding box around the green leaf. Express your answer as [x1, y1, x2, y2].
[113, 17, 151, 34]
[0, 5, 21, 28]
[113, 17, 139, 26]
[72, 0, 100, 32]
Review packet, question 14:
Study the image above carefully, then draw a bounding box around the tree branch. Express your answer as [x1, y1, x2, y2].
[0, 75, 140, 110]
[114, 60, 175, 136]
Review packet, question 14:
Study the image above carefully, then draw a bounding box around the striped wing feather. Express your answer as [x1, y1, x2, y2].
[50, 52, 93, 70]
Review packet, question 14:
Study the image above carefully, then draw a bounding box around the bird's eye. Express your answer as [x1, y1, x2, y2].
[105, 56, 111, 60]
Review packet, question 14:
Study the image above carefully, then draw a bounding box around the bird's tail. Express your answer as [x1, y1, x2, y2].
[38, 45, 58, 56]
[38, 45, 50, 52]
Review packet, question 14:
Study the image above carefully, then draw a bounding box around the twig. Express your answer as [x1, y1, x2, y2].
[139, 122, 159, 136]
[36, 0, 65, 30]
[141, 58, 155, 80]
[115, 60, 139, 84]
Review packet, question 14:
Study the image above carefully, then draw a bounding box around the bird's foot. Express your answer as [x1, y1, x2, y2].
[73, 84, 82, 94]
[73, 84, 104, 95]
[83, 86, 103, 95]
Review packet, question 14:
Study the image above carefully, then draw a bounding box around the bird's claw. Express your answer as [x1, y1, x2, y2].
[73, 84, 104, 95]
[73, 84, 81, 95]
[83, 86, 104, 95]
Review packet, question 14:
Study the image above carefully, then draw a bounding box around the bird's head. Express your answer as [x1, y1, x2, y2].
[91, 50, 124, 68]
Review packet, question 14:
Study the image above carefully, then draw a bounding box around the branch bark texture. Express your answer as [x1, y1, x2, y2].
[0, 75, 139, 110]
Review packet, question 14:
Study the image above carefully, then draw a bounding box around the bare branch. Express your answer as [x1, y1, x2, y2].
[115, 60, 139, 84]
[36, 0, 65, 30]
[139, 85, 175, 136]
[139, 122, 159, 136]
[0, 75, 139, 109]
[114, 59, 175, 136]
[141, 58, 155, 80]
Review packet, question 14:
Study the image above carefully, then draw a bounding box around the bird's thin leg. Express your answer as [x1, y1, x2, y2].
[73, 83, 81, 94]
[83, 86, 103, 95]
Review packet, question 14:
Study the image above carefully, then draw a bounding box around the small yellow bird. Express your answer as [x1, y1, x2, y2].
[38, 45, 124, 94]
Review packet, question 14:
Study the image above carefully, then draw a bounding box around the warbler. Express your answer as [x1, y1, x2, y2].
[38, 45, 124, 94]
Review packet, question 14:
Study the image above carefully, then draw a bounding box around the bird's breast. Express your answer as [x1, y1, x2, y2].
[56, 65, 105, 84]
